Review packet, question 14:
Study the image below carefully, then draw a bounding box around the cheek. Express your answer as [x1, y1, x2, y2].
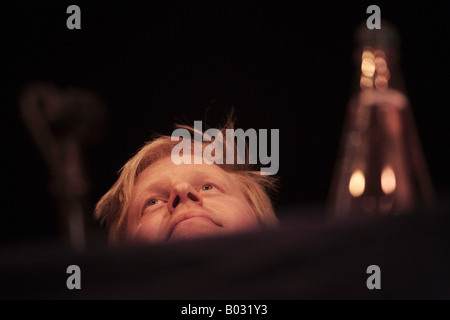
[132, 214, 168, 243]
[208, 198, 259, 229]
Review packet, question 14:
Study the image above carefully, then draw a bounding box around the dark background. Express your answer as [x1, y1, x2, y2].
[1, 0, 449, 245]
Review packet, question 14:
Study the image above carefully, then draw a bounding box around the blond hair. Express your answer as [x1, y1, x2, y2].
[95, 119, 279, 243]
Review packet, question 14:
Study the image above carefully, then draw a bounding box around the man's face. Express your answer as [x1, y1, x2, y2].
[125, 155, 260, 244]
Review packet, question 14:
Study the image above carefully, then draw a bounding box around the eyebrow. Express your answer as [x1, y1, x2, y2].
[137, 180, 169, 200]
[141, 168, 233, 194]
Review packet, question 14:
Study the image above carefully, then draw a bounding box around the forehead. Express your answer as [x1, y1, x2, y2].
[136, 155, 235, 186]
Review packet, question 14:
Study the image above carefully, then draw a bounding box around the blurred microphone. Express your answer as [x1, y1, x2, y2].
[20, 82, 107, 252]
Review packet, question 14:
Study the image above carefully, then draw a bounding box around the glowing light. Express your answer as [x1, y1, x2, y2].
[381, 165, 396, 194]
[349, 169, 365, 197]
[362, 49, 375, 61]
[361, 58, 376, 77]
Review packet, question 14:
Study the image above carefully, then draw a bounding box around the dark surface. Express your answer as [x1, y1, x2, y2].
[1, 209, 449, 300]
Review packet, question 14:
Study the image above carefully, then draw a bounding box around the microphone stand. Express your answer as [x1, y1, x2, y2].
[20, 83, 105, 252]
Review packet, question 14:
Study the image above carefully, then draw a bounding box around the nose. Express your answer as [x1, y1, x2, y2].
[168, 182, 203, 214]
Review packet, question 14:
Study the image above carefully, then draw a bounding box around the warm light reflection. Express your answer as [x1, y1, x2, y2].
[360, 76, 373, 89]
[375, 57, 388, 74]
[373, 53, 390, 92]
[375, 75, 388, 91]
[379, 195, 393, 214]
[381, 165, 396, 194]
[350, 131, 361, 147]
[373, 49, 386, 59]
[349, 169, 365, 197]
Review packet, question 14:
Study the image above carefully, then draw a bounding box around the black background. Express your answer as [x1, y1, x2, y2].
[1, 0, 449, 245]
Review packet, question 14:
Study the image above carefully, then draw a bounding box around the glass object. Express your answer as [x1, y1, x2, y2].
[328, 21, 435, 218]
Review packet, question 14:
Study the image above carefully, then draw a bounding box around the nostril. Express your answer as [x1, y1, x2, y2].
[187, 192, 199, 202]
[172, 195, 180, 208]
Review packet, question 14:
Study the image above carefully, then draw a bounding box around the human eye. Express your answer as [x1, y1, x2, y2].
[144, 197, 166, 210]
[141, 197, 164, 217]
[201, 184, 215, 191]
[200, 183, 225, 193]
[146, 199, 160, 206]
